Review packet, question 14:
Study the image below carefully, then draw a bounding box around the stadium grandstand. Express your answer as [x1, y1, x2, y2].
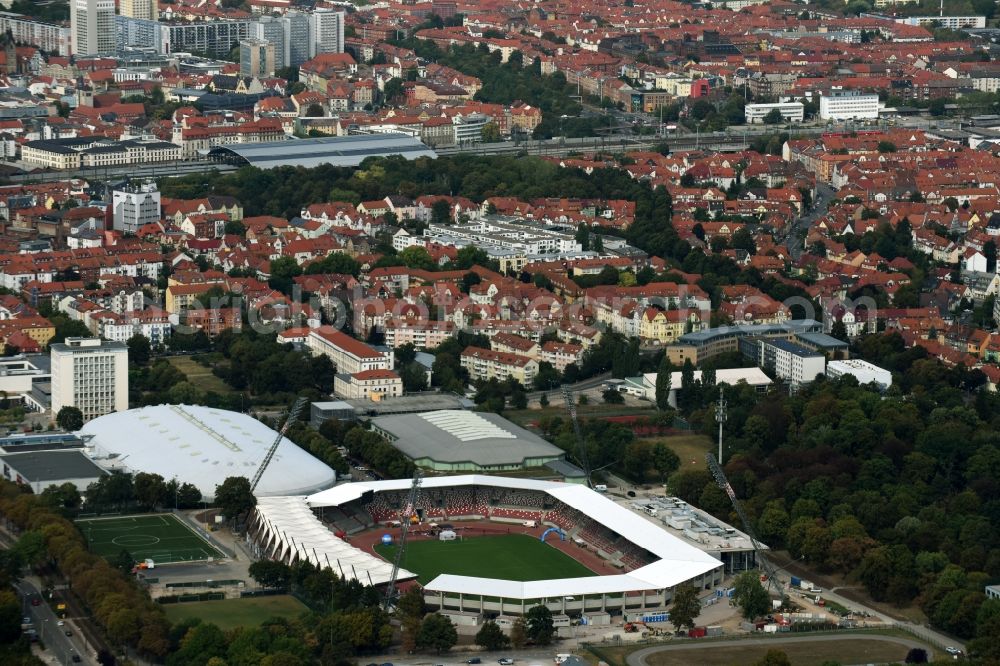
[206, 134, 437, 169]
[248, 476, 728, 615]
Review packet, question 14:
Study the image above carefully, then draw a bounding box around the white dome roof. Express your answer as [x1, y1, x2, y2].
[80, 404, 335, 501]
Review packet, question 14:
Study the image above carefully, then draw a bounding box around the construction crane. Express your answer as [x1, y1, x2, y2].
[705, 452, 784, 603]
[383, 469, 423, 611]
[250, 397, 307, 493]
[562, 387, 592, 488]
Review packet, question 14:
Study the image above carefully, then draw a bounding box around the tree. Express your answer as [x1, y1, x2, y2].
[431, 199, 452, 225]
[56, 406, 84, 432]
[481, 122, 502, 143]
[417, 613, 457, 653]
[763, 108, 784, 125]
[248, 560, 291, 589]
[114, 548, 135, 575]
[509, 617, 527, 649]
[655, 356, 672, 410]
[525, 604, 554, 645]
[127, 333, 151, 365]
[904, 648, 928, 663]
[733, 570, 770, 620]
[753, 650, 792, 666]
[669, 584, 701, 631]
[877, 141, 897, 153]
[602, 388, 624, 404]
[539, 393, 549, 407]
[305, 103, 325, 117]
[475, 620, 510, 651]
[399, 246, 436, 271]
[214, 476, 256, 523]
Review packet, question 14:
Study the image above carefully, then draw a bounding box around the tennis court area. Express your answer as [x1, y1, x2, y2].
[76, 514, 225, 564]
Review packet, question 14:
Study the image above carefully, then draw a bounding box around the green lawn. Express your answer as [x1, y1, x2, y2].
[374, 534, 596, 584]
[76, 514, 225, 564]
[163, 595, 308, 630]
[640, 433, 713, 470]
[166, 355, 236, 395]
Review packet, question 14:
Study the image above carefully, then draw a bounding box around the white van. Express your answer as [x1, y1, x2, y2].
[594, 484, 608, 492]
[523, 520, 537, 528]
[645, 506, 658, 517]
[554, 655, 572, 664]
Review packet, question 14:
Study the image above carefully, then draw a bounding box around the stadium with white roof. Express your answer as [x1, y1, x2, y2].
[249, 476, 727, 615]
[80, 405, 336, 501]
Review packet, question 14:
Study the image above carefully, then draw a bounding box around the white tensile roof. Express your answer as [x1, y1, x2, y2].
[307, 475, 722, 599]
[255, 496, 413, 586]
[80, 405, 336, 501]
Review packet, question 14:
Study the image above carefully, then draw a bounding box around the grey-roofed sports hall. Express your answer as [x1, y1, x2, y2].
[369, 410, 564, 472]
[207, 134, 437, 169]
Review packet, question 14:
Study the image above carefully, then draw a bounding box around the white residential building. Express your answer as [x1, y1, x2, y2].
[826, 359, 892, 389]
[819, 92, 879, 121]
[112, 181, 161, 234]
[0, 11, 71, 56]
[308, 326, 392, 375]
[71, 0, 115, 55]
[50, 337, 129, 422]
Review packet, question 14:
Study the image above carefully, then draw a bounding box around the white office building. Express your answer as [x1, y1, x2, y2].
[819, 92, 879, 121]
[71, 0, 115, 55]
[826, 359, 892, 389]
[766, 339, 825, 386]
[240, 39, 275, 78]
[50, 338, 129, 423]
[895, 15, 986, 29]
[112, 181, 160, 234]
[745, 102, 804, 124]
[308, 9, 344, 57]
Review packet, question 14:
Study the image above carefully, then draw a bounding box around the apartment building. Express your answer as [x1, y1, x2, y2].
[460, 346, 538, 386]
[539, 340, 583, 372]
[308, 326, 392, 375]
[382, 320, 455, 349]
[745, 102, 804, 124]
[333, 369, 403, 401]
[120, 0, 158, 20]
[0, 11, 71, 56]
[50, 337, 128, 422]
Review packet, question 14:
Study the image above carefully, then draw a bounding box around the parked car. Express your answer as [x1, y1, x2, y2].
[945, 647, 962, 655]
[467, 659, 481, 664]
[499, 659, 515, 665]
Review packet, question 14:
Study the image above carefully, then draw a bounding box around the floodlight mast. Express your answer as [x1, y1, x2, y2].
[250, 397, 307, 493]
[562, 387, 592, 487]
[705, 452, 784, 604]
[383, 469, 423, 611]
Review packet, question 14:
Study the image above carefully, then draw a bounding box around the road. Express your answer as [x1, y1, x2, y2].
[624, 634, 938, 666]
[784, 182, 836, 260]
[526, 371, 613, 398]
[14, 577, 94, 665]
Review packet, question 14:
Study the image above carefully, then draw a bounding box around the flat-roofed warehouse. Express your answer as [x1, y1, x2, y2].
[370, 410, 566, 472]
[0, 450, 105, 493]
[207, 134, 437, 169]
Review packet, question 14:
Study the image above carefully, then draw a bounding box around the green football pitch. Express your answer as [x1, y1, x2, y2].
[76, 514, 225, 564]
[374, 534, 597, 584]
